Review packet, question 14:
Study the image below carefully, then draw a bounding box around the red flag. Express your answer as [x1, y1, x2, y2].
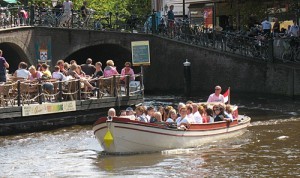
[223, 88, 230, 103]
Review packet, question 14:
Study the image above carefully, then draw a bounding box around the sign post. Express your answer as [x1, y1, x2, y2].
[131, 41, 151, 95]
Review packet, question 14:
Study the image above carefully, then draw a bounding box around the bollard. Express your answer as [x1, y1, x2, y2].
[183, 59, 191, 97]
[17, 80, 21, 106]
[38, 82, 42, 104]
[58, 79, 63, 102]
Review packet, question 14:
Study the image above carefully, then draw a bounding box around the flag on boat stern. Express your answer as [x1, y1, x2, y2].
[223, 88, 230, 103]
[103, 130, 114, 148]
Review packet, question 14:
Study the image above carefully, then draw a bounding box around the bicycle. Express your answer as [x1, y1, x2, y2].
[281, 37, 300, 63]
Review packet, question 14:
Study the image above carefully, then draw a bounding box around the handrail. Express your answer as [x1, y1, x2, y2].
[0, 74, 144, 107]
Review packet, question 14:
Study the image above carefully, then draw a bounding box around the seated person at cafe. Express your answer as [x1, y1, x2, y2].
[103, 60, 119, 78]
[81, 58, 96, 76]
[93, 62, 103, 78]
[40, 63, 54, 93]
[56, 59, 68, 76]
[69, 63, 97, 91]
[40, 63, 52, 79]
[28, 65, 42, 81]
[14, 62, 30, 79]
[52, 66, 68, 81]
[120, 62, 135, 82]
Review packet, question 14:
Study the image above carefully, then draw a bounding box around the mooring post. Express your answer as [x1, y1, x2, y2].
[77, 80, 81, 100]
[126, 75, 130, 96]
[17, 80, 21, 106]
[183, 59, 191, 97]
[140, 65, 144, 96]
[113, 75, 116, 97]
[96, 79, 100, 98]
[58, 79, 63, 102]
[38, 82, 42, 104]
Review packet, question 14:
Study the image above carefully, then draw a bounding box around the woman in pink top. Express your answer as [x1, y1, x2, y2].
[120, 62, 135, 81]
[28, 65, 42, 81]
[103, 60, 119, 78]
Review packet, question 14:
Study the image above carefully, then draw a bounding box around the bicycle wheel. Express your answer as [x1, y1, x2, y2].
[41, 15, 54, 27]
[282, 51, 292, 63]
[294, 50, 300, 63]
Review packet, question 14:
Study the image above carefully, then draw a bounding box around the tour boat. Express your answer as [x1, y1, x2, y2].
[92, 114, 251, 154]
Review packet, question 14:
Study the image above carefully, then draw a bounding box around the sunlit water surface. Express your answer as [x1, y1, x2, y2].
[0, 95, 299, 177]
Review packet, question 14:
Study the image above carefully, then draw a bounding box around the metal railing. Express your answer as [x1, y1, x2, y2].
[0, 74, 143, 108]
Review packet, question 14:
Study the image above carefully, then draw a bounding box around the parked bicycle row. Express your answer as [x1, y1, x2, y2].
[0, 4, 148, 32]
[150, 18, 300, 63]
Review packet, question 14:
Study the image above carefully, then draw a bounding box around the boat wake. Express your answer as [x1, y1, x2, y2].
[251, 117, 300, 126]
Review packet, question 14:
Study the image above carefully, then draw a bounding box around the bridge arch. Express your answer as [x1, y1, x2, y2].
[0, 42, 30, 73]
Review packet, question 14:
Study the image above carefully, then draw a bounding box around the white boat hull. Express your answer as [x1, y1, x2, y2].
[93, 116, 251, 154]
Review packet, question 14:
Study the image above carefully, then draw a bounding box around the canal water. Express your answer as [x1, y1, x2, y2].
[0, 94, 299, 177]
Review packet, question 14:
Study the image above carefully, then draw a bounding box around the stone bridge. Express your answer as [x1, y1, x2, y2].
[1, 27, 300, 97]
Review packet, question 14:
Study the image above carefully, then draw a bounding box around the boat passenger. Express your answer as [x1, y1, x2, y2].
[199, 105, 208, 123]
[166, 109, 177, 123]
[120, 62, 135, 82]
[192, 103, 203, 123]
[206, 108, 214, 123]
[146, 106, 155, 122]
[103, 60, 119, 78]
[135, 106, 147, 122]
[186, 105, 195, 124]
[150, 112, 162, 123]
[213, 105, 230, 122]
[207, 85, 225, 103]
[120, 110, 126, 116]
[163, 105, 174, 121]
[14, 62, 30, 79]
[108, 108, 116, 116]
[177, 102, 186, 117]
[176, 106, 189, 127]
[125, 107, 136, 120]
[225, 104, 234, 121]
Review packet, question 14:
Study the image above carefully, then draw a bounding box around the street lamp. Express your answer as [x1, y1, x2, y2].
[51, 0, 58, 7]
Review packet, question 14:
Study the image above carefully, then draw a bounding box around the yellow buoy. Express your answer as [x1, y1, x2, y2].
[103, 130, 114, 148]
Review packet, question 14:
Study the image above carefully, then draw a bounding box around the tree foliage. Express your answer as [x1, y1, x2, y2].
[26, 0, 151, 20]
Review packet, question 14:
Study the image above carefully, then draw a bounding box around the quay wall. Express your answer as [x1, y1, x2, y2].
[145, 35, 300, 97]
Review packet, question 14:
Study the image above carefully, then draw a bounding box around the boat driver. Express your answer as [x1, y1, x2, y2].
[207, 85, 225, 103]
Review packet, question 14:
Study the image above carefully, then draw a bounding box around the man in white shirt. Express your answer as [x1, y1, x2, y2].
[207, 85, 225, 103]
[192, 103, 203, 123]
